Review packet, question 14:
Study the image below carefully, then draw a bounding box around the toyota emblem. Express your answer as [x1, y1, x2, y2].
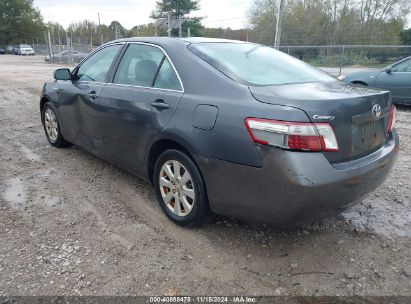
[372, 104, 381, 118]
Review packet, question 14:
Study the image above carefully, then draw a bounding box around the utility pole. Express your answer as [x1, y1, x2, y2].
[274, 0, 282, 49]
[167, 12, 172, 37]
[177, 1, 182, 38]
[98, 12, 103, 45]
[68, 31, 72, 64]
[46, 31, 53, 63]
[57, 30, 61, 53]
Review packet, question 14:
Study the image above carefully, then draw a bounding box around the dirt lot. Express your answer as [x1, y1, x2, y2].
[0, 55, 410, 296]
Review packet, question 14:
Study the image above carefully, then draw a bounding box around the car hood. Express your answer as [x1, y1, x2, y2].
[344, 69, 380, 82]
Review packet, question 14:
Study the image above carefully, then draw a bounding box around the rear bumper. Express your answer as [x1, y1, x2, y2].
[393, 99, 411, 105]
[197, 131, 399, 226]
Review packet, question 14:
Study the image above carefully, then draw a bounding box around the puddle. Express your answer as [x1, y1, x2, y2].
[20, 144, 40, 162]
[38, 170, 50, 177]
[2, 177, 26, 208]
[342, 199, 411, 238]
[44, 195, 61, 207]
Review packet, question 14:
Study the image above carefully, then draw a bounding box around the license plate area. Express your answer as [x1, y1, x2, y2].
[352, 119, 385, 153]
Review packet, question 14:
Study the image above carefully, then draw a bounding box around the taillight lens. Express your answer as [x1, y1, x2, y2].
[245, 118, 338, 152]
[388, 106, 396, 133]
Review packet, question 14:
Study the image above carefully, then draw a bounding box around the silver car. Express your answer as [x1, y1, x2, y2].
[18, 44, 35, 56]
[45, 50, 88, 63]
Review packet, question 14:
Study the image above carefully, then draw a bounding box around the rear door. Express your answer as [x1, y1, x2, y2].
[375, 57, 411, 103]
[99, 43, 184, 170]
[57, 44, 122, 151]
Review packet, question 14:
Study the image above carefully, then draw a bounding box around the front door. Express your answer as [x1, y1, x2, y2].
[99, 43, 184, 170]
[58, 44, 122, 151]
[375, 57, 411, 103]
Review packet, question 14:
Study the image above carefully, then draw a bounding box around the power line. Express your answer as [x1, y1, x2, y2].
[204, 16, 247, 22]
[202, 16, 248, 26]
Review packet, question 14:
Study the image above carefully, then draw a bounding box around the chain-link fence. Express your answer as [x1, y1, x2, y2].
[279, 45, 411, 76]
[32, 38, 411, 73]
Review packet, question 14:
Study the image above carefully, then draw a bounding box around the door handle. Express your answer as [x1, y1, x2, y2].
[151, 99, 170, 110]
[89, 91, 98, 100]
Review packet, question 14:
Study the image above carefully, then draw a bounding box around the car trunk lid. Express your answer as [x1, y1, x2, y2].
[249, 81, 392, 163]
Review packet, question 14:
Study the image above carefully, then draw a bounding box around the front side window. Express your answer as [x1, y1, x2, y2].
[392, 58, 411, 72]
[76, 44, 121, 82]
[189, 43, 335, 86]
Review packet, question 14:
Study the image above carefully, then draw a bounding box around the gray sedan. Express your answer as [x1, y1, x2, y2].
[39, 37, 398, 227]
[343, 56, 411, 105]
[45, 50, 89, 63]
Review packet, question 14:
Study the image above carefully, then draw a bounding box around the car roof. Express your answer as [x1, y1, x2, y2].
[110, 37, 248, 48]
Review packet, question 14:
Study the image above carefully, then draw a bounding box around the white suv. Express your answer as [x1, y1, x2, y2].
[18, 44, 35, 56]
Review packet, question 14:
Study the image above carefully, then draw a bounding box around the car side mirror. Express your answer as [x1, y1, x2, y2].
[384, 67, 392, 74]
[54, 68, 72, 81]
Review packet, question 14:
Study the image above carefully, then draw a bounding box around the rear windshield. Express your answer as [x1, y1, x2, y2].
[20, 44, 31, 48]
[189, 42, 335, 86]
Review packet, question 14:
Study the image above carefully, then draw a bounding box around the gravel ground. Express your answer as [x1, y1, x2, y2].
[0, 55, 410, 296]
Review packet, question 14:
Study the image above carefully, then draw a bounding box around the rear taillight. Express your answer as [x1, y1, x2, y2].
[245, 118, 338, 152]
[388, 106, 396, 133]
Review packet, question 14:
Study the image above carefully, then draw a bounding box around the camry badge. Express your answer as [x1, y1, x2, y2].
[312, 115, 335, 120]
[372, 104, 381, 118]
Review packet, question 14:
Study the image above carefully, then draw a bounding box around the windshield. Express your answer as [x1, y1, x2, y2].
[20, 44, 31, 48]
[189, 42, 335, 86]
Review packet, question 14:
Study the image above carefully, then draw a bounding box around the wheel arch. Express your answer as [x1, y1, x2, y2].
[146, 136, 199, 185]
[351, 80, 368, 86]
[40, 96, 50, 113]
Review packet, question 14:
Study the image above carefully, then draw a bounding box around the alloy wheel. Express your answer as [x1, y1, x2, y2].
[44, 108, 58, 142]
[159, 160, 195, 217]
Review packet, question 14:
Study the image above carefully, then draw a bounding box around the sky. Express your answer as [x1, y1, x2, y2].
[33, 0, 251, 29]
[32, 0, 411, 30]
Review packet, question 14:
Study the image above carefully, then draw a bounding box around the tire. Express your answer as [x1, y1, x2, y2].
[41, 103, 70, 148]
[153, 149, 210, 227]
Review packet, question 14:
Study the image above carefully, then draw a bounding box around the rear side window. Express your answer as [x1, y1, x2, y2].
[154, 58, 182, 91]
[114, 44, 163, 87]
[189, 43, 335, 86]
[113, 44, 182, 91]
[77, 44, 121, 82]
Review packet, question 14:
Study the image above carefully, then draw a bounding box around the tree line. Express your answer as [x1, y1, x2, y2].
[248, 0, 411, 45]
[1, 0, 410, 47]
